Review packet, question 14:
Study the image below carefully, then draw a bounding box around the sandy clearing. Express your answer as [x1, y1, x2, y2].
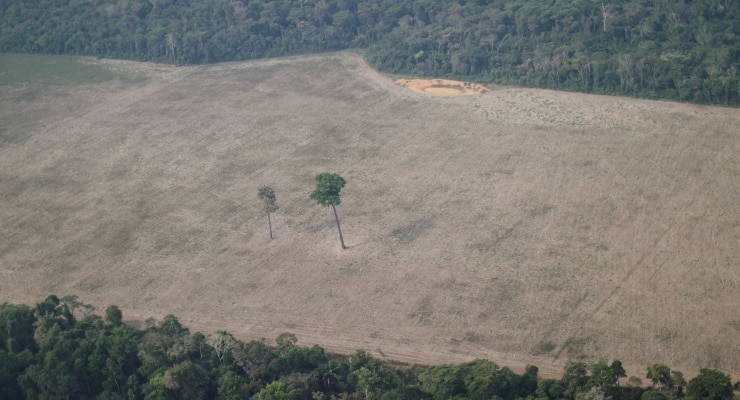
[396, 78, 491, 95]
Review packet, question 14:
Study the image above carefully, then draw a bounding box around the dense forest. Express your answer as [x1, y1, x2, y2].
[1, 296, 738, 399]
[0, 0, 738, 105]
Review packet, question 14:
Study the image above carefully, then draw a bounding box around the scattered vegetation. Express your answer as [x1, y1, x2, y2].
[562, 336, 591, 359]
[535, 341, 557, 355]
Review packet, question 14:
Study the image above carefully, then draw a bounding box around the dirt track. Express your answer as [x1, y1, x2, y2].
[1, 52, 738, 380]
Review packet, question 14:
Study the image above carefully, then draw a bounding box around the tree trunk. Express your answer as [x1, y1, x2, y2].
[267, 212, 273, 240]
[331, 204, 346, 249]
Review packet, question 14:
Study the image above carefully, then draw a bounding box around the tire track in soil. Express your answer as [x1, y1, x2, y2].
[541, 181, 708, 361]
[588, 228, 669, 317]
[588, 181, 706, 318]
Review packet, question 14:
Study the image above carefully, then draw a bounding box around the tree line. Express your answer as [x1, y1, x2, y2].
[1, 296, 737, 399]
[0, 0, 738, 105]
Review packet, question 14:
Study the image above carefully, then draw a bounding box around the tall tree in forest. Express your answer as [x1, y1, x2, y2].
[647, 364, 673, 390]
[257, 186, 279, 239]
[310, 173, 347, 249]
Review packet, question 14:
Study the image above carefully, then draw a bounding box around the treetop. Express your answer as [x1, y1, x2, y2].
[310, 173, 346, 207]
[258, 186, 279, 214]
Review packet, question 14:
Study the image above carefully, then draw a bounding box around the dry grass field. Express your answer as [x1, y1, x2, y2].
[1, 52, 738, 380]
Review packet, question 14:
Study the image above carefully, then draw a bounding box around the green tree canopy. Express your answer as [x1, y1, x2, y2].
[105, 305, 123, 326]
[1, 0, 738, 105]
[589, 358, 619, 391]
[309, 173, 346, 207]
[258, 186, 279, 214]
[258, 186, 279, 240]
[2, 296, 738, 400]
[646, 364, 674, 389]
[252, 380, 299, 400]
[686, 369, 734, 400]
[310, 173, 348, 249]
[642, 389, 668, 400]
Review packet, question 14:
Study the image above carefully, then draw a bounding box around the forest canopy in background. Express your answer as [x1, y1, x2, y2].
[0, 0, 738, 105]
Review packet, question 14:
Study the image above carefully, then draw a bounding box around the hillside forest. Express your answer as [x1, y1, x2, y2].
[1, 296, 738, 400]
[0, 0, 738, 105]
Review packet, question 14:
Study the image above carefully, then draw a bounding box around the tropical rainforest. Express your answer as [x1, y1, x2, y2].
[1, 296, 737, 399]
[0, 0, 738, 105]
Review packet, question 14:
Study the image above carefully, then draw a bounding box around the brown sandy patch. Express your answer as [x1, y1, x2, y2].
[396, 78, 490, 95]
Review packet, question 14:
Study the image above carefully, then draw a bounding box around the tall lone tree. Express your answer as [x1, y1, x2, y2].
[257, 186, 279, 239]
[310, 173, 347, 249]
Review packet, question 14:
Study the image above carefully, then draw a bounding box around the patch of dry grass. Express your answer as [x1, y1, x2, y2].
[1, 52, 738, 379]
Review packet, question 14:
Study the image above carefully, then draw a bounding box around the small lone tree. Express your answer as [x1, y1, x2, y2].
[257, 186, 279, 239]
[310, 173, 347, 249]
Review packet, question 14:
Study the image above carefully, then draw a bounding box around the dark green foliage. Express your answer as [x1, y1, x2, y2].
[258, 186, 279, 239]
[252, 380, 299, 400]
[0, 303, 36, 353]
[615, 386, 647, 400]
[611, 360, 627, 381]
[217, 370, 249, 400]
[310, 172, 348, 249]
[354, 366, 380, 399]
[310, 173, 346, 208]
[561, 360, 589, 398]
[642, 389, 668, 400]
[258, 187, 279, 214]
[644, 363, 690, 400]
[589, 358, 618, 391]
[34, 294, 75, 329]
[647, 363, 674, 389]
[417, 359, 526, 400]
[418, 363, 467, 400]
[270, 343, 329, 378]
[2, 296, 738, 399]
[686, 369, 734, 400]
[520, 364, 539, 395]
[105, 305, 123, 326]
[20, 315, 108, 398]
[0, 0, 737, 105]
[312, 358, 351, 395]
[537, 377, 566, 400]
[463, 359, 511, 400]
[0, 348, 31, 400]
[236, 338, 276, 385]
[161, 360, 209, 399]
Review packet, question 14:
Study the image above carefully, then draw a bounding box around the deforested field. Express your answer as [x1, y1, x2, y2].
[1, 52, 738, 379]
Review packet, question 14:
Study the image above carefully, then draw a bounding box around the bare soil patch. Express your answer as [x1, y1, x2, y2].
[396, 78, 490, 95]
[1, 52, 738, 379]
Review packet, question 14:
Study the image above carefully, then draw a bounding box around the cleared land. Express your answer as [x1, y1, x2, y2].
[396, 78, 490, 95]
[1, 52, 738, 380]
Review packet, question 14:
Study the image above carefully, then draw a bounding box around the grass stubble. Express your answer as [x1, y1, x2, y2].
[0, 52, 738, 379]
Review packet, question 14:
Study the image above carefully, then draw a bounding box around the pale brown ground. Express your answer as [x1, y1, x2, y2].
[1, 52, 738, 380]
[395, 78, 490, 95]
